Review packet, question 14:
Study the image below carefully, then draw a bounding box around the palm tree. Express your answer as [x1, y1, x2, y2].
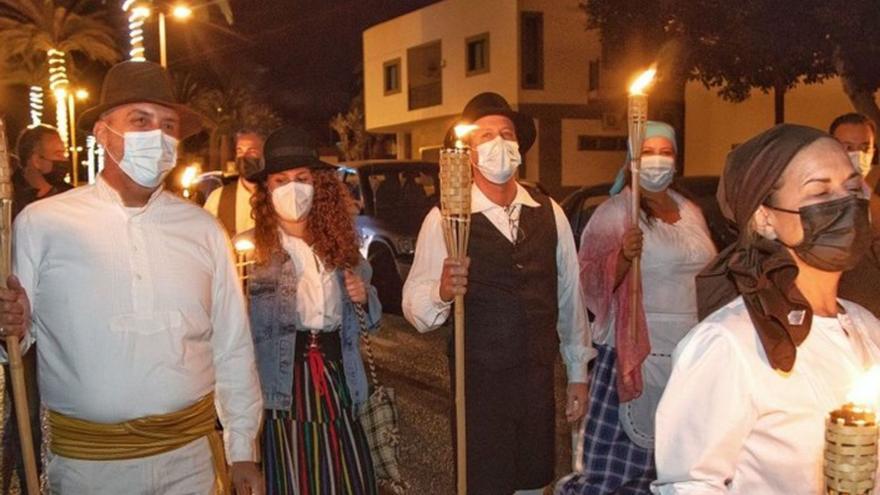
[0, 0, 120, 128]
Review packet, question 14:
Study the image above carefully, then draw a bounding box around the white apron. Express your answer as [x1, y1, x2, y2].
[618, 196, 716, 448]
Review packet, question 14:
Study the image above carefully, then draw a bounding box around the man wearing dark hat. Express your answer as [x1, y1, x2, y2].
[403, 92, 594, 494]
[0, 61, 263, 494]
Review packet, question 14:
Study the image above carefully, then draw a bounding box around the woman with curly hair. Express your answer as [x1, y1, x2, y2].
[240, 126, 381, 495]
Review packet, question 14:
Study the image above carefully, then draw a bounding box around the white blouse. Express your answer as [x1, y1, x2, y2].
[280, 233, 343, 332]
[652, 297, 880, 494]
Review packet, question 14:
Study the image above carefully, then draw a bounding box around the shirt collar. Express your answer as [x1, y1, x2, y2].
[470, 182, 540, 214]
[96, 173, 166, 214]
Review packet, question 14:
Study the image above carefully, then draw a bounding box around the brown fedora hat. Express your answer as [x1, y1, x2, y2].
[78, 61, 204, 139]
[459, 92, 536, 153]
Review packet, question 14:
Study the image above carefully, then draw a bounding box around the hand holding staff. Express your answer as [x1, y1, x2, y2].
[0, 117, 40, 494]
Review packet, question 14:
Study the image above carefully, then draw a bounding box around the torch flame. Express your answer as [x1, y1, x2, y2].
[180, 165, 199, 188]
[453, 124, 478, 149]
[454, 124, 478, 139]
[847, 365, 880, 409]
[629, 66, 657, 95]
[234, 239, 255, 253]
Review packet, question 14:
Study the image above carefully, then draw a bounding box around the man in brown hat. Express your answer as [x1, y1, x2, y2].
[403, 92, 594, 494]
[0, 61, 263, 494]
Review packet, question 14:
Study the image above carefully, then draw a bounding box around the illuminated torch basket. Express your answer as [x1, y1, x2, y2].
[825, 412, 879, 495]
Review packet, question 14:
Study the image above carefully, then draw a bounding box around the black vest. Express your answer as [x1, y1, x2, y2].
[462, 191, 559, 370]
[218, 182, 238, 237]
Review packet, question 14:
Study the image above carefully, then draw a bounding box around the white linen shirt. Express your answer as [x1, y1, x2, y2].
[280, 232, 343, 331]
[401, 183, 596, 383]
[8, 176, 263, 462]
[652, 297, 880, 495]
[203, 178, 255, 235]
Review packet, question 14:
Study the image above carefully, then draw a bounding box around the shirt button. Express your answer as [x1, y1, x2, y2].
[135, 274, 143, 280]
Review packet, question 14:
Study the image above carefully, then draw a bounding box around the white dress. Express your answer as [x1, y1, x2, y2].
[652, 297, 880, 494]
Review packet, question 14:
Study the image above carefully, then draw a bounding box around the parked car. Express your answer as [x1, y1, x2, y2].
[560, 176, 737, 252]
[337, 160, 441, 314]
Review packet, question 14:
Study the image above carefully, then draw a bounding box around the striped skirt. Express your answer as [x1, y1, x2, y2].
[262, 331, 377, 495]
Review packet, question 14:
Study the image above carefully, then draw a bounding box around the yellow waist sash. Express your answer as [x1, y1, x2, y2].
[48, 393, 231, 494]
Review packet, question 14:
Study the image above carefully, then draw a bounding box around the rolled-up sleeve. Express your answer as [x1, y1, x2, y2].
[209, 230, 263, 463]
[552, 201, 596, 383]
[402, 208, 452, 332]
[651, 326, 756, 494]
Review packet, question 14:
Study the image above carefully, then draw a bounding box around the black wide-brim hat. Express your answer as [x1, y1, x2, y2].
[455, 92, 536, 153]
[246, 125, 335, 181]
[78, 61, 204, 139]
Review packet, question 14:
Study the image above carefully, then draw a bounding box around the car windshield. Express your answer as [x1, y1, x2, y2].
[355, 165, 440, 219]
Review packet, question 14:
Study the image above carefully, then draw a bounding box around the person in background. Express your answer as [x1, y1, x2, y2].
[204, 127, 266, 237]
[403, 92, 593, 495]
[0, 124, 73, 493]
[558, 122, 716, 495]
[656, 124, 880, 494]
[829, 113, 880, 233]
[830, 114, 880, 317]
[238, 126, 380, 495]
[12, 124, 72, 218]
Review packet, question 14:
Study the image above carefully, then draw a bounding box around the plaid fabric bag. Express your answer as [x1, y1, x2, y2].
[355, 305, 409, 494]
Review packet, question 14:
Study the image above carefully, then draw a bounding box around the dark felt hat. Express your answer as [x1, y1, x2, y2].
[457, 92, 536, 153]
[78, 61, 204, 139]
[246, 126, 335, 181]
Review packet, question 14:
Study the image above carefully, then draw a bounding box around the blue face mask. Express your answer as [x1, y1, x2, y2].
[639, 155, 675, 192]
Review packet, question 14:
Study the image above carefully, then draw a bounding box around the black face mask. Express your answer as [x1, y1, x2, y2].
[236, 156, 262, 179]
[766, 195, 872, 272]
[38, 157, 70, 186]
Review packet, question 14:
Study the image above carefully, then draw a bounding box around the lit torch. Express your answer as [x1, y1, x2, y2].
[825, 366, 880, 495]
[626, 66, 656, 350]
[441, 123, 475, 495]
[180, 164, 199, 200]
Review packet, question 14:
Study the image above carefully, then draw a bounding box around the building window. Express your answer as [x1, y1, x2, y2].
[521, 12, 544, 89]
[589, 59, 600, 93]
[383, 58, 401, 95]
[466, 33, 490, 77]
[407, 40, 442, 110]
[578, 135, 627, 152]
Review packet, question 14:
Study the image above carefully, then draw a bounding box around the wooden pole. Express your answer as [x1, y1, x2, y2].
[626, 88, 648, 348]
[454, 295, 466, 495]
[439, 144, 472, 495]
[0, 118, 40, 494]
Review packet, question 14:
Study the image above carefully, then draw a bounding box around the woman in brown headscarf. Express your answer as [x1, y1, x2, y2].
[651, 124, 880, 494]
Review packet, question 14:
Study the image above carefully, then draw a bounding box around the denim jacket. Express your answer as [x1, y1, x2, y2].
[247, 248, 382, 411]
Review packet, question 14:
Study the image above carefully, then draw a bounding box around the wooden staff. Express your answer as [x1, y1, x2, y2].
[439, 142, 473, 495]
[0, 118, 40, 494]
[626, 70, 651, 347]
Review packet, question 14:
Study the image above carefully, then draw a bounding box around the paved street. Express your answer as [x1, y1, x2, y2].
[370, 314, 574, 494]
[0, 313, 576, 494]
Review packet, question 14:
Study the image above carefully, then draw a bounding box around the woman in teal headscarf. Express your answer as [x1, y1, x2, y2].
[559, 122, 717, 495]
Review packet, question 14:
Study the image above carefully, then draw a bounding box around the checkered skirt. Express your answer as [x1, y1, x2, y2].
[556, 344, 655, 495]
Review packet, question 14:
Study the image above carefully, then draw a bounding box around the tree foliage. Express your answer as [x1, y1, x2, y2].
[0, 0, 120, 86]
[583, 0, 880, 124]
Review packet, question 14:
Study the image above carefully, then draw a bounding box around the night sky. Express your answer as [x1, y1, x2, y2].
[1, 0, 440, 144]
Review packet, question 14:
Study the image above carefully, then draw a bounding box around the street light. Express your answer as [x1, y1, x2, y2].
[159, 3, 192, 68]
[75, 89, 89, 101]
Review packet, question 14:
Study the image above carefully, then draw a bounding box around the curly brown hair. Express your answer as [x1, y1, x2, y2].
[251, 169, 360, 269]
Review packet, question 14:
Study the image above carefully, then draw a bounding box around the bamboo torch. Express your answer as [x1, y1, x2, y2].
[626, 67, 656, 346]
[0, 118, 40, 494]
[440, 124, 476, 495]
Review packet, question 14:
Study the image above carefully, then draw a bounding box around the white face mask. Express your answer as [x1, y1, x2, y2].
[639, 155, 676, 192]
[474, 136, 522, 184]
[104, 127, 178, 188]
[272, 181, 314, 222]
[848, 150, 874, 177]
